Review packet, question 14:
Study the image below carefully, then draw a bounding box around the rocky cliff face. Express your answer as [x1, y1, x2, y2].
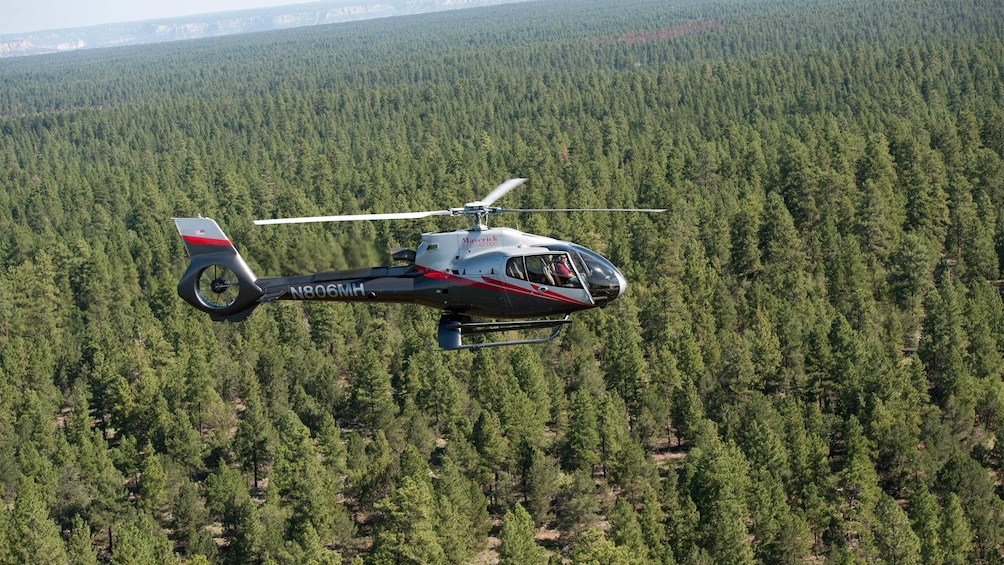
[0, 0, 524, 58]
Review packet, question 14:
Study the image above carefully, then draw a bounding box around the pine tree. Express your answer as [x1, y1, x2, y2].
[686, 425, 755, 565]
[747, 307, 783, 392]
[284, 522, 342, 565]
[609, 498, 649, 559]
[471, 409, 512, 507]
[4, 478, 68, 565]
[890, 232, 938, 310]
[947, 177, 998, 281]
[829, 314, 864, 416]
[565, 388, 601, 472]
[598, 392, 631, 477]
[874, 494, 922, 565]
[908, 479, 943, 565]
[671, 376, 704, 445]
[511, 347, 551, 435]
[839, 416, 881, 517]
[518, 440, 559, 525]
[940, 493, 974, 565]
[109, 510, 173, 565]
[162, 408, 203, 470]
[499, 503, 547, 565]
[771, 512, 813, 565]
[856, 133, 904, 262]
[172, 479, 211, 557]
[435, 456, 490, 564]
[964, 281, 1004, 388]
[232, 372, 274, 491]
[920, 281, 978, 435]
[731, 197, 764, 279]
[601, 299, 649, 427]
[0, 502, 9, 565]
[704, 496, 756, 565]
[554, 469, 600, 545]
[74, 428, 128, 556]
[370, 476, 447, 565]
[66, 514, 99, 565]
[759, 191, 806, 292]
[205, 458, 252, 544]
[271, 410, 347, 545]
[570, 528, 645, 565]
[351, 429, 396, 508]
[411, 348, 462, 434]
[137, 452, 167, 516]
[226, 496, 263, 565]
[348, 340, 398, 433]
[316, 412, 348, 477]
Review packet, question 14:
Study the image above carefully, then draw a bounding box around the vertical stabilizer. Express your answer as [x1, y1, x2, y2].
[173, 218, 262, 321]
[176, 217, 240, 256]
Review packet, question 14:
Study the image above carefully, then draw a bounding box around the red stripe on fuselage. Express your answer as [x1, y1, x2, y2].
[182, 235, 232, 247]
[418, 267, 452, 281]
[480, 276, 590, 307]
[416, 266, 590, 308]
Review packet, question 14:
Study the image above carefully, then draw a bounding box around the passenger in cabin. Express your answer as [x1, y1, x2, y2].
[506, 257, 527, 280]
[523, 255, 556, 285]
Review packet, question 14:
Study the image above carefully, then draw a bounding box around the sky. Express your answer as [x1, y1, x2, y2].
[0, 0, 315, 35]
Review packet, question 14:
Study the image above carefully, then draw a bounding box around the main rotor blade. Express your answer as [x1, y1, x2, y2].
[492, 207, 668, 214]
[254, 209, 452, 225]
[477, 178, 529, 207]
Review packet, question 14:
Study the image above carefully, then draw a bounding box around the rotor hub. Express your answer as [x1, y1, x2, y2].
[210, 277, 231, 294]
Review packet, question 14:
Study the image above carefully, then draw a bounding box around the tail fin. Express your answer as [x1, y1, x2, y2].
[174, 218, 262, 321]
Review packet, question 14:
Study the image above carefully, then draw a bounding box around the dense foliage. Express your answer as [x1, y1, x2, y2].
[2, 0, 1004, 562]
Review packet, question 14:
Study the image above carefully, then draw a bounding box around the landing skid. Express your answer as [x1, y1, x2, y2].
[438, 314, 571, 350]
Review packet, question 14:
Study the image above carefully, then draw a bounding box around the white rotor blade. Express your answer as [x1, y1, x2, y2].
[475, 178, 528, 207]
[254, 209, 451, 225]
[493, 207, 667, 213]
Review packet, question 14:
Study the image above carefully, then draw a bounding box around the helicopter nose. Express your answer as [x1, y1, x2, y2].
[614, 269, 627, 298]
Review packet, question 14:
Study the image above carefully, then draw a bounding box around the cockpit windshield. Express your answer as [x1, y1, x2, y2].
[544, 244, 626, 303]
[504, 244, 626, 304]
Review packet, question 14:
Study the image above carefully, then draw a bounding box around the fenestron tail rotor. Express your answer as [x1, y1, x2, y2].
[197, 264, 240, 309]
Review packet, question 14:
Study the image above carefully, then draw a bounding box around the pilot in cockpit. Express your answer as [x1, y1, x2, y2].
[550, 255, 579, 287]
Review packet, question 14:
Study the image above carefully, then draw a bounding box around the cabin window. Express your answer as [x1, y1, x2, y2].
[506, 257, 527, 281]
[524, 255, 553, 285]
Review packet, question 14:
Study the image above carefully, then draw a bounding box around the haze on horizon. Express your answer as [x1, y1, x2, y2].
[0, 0, 319, 35]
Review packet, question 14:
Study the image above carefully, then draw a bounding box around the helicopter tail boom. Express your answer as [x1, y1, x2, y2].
[174, 217, 263, 321]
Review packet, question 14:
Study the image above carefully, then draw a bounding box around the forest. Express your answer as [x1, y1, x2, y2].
[1, 0, 1004, 562]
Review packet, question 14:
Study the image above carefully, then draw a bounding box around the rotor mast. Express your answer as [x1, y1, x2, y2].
[456, 177, 529, 231]
[460, 203, 495, 231]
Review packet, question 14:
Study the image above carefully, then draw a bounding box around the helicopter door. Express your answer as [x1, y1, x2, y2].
[524, 255, 556, 286]
[510, 254, 584, 289]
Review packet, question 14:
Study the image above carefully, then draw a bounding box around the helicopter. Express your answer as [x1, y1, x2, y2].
[173, 178, 664, 350]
